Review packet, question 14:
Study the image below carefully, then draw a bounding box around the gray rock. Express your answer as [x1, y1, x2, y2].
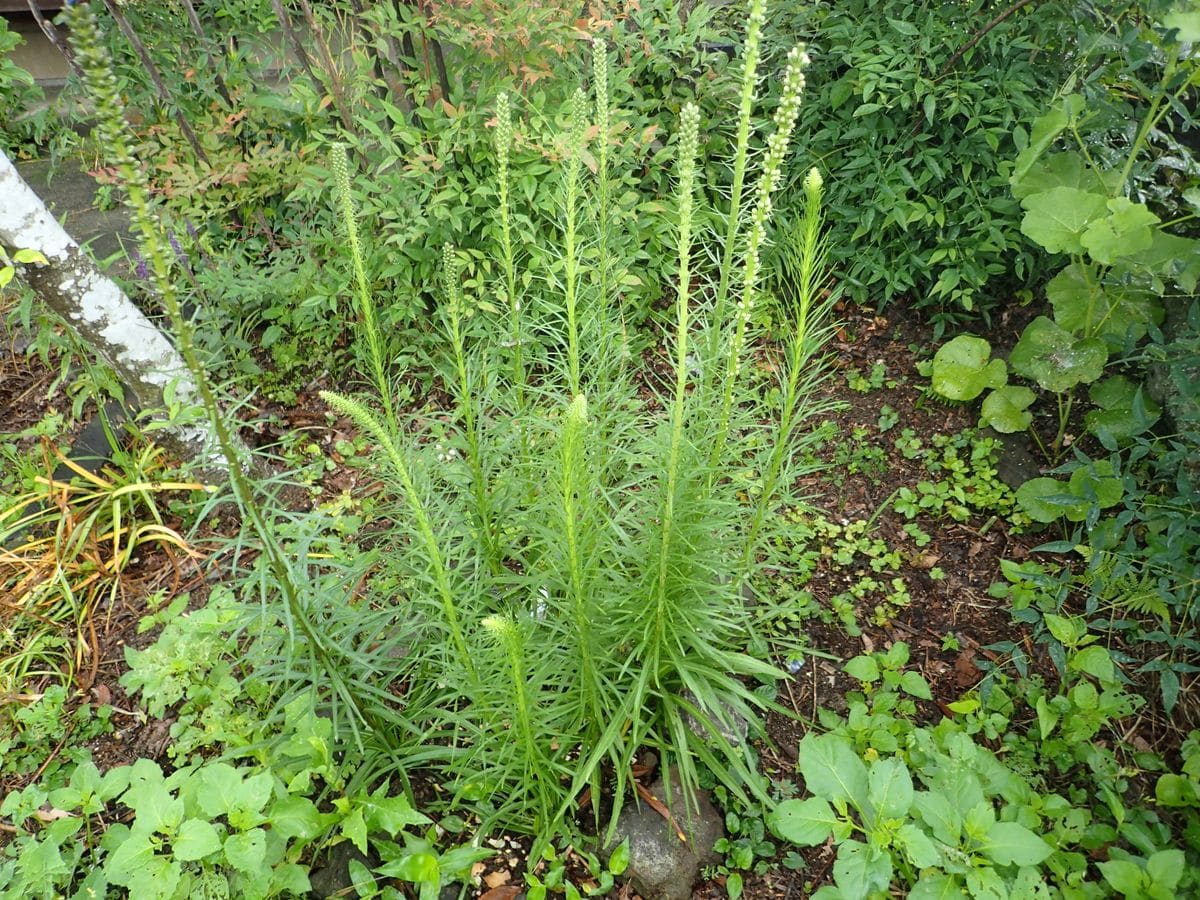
[681, 688, 749, 749]
[606, 768, 724, 900]
[985, 428, 1042, 489]
[308, 841, 374, 899]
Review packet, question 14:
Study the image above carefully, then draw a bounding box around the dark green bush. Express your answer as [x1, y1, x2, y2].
[769, 0, 1076, 330]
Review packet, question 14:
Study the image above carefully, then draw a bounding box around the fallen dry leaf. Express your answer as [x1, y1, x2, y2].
[484, 870, 511, 889]
[480, 887, 522, 900]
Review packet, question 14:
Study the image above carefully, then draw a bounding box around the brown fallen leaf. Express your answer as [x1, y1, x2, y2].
[480, 887, 522, 900]
[484, 870, 511, 889]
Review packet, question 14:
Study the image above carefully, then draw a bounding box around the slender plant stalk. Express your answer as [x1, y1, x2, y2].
[654, 103, 702, 627]
[592, 40, 613, 331]
[442, 244, 498, 572]
[562, 89, 588, 396]
[742, 167, 828, 571]
[494, 93, 523, 400]
[482, 615, 552, 830]
[64, 3, 379, 739]
[320, 391, 477, 683]
[709, 45, 810, 474]
[296, 0, 358, 136]
[709, 0, 767, 343]
[559, 394, 600, 734]
[179, 0, 234, 108]
[330, 145, 396, 428]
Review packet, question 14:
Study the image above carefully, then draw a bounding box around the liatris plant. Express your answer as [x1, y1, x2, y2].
[320, 1, 833, 832]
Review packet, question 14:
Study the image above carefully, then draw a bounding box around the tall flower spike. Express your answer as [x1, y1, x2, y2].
[495, 92, 513, 175]
[592, 39, 609, 163]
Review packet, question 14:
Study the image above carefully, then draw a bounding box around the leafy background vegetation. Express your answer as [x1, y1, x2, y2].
[1, 0, 1198, 897]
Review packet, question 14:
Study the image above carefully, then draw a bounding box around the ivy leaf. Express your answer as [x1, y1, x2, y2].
[1162, 9, 1200, 40]
[1123, 231, 1200, 292]
[1080, 198, 1159, 264]
[868, 758, 914, 820]
[1020, 187, 1109, 254]
[1044, 263, 1163, 344]
[981, 821, 1053, 866]
[1064, 460, 1124, 521]
[981, 386, 1035, 433]
[1010, 97, 1084, 189]
[197, 763, 243, 819]
[1147, 849, 1185, 890]
[1010, 317, 1107, 391]
[1098, 859, 1147, 896]
[770, 797, 839, 846]
[359, 790, 432, 836]
[930, 335, 1007, 401]
[1156, 773, 1199, 807]
[832, 840, 892, 897]
[268, 795, 327, 841]
[797, 734, 870, 810]
[379, 851, 441, 883]
[174, 819, 222, 862]
[1070, 645, 1116, 684]
[913, 791, 961, 846]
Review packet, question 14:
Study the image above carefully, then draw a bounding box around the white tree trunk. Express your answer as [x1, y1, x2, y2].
[0, 148, 217, 467]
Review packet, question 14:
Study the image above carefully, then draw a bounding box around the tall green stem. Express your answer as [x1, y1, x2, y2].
[709, 46, 810, 474]
[653, 103, 701, 642]
[563, 90, 587, 396]
[494, 93, 523, 402]
[710, 0, 768, 345]
[443, 245, 498, 573]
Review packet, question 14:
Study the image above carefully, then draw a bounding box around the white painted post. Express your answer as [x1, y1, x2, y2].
[0, 148, 217, 467]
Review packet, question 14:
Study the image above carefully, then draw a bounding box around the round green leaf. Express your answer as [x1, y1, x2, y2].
[797, 733, 870, 809]
[1010, 317, 1107, 391]
[1066, 460, 1123, 516]
[981, 386, 1035, 433]
[1019, 187, 1109, 254]
[844, 655, 880, 682]
[931, 335, 1007, 401]
[868, 758, 914, 820]
[1080, 198, 1159, 264]
[1015, 477, 1083, 523]
[1085, 376, 1160, 444]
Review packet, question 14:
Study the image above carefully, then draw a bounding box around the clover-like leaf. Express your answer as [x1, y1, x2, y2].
[1010, 317, 1107, 391]
[1080, 198, 1159, 264]
[981, 386, 1035, 433]
[1085, 376, 1160, 445]
[1020, 187, 1109, 254]
[930, 335, 1007, 401]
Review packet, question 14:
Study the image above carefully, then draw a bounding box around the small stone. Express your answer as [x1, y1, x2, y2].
[605, 767, 724, 900]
